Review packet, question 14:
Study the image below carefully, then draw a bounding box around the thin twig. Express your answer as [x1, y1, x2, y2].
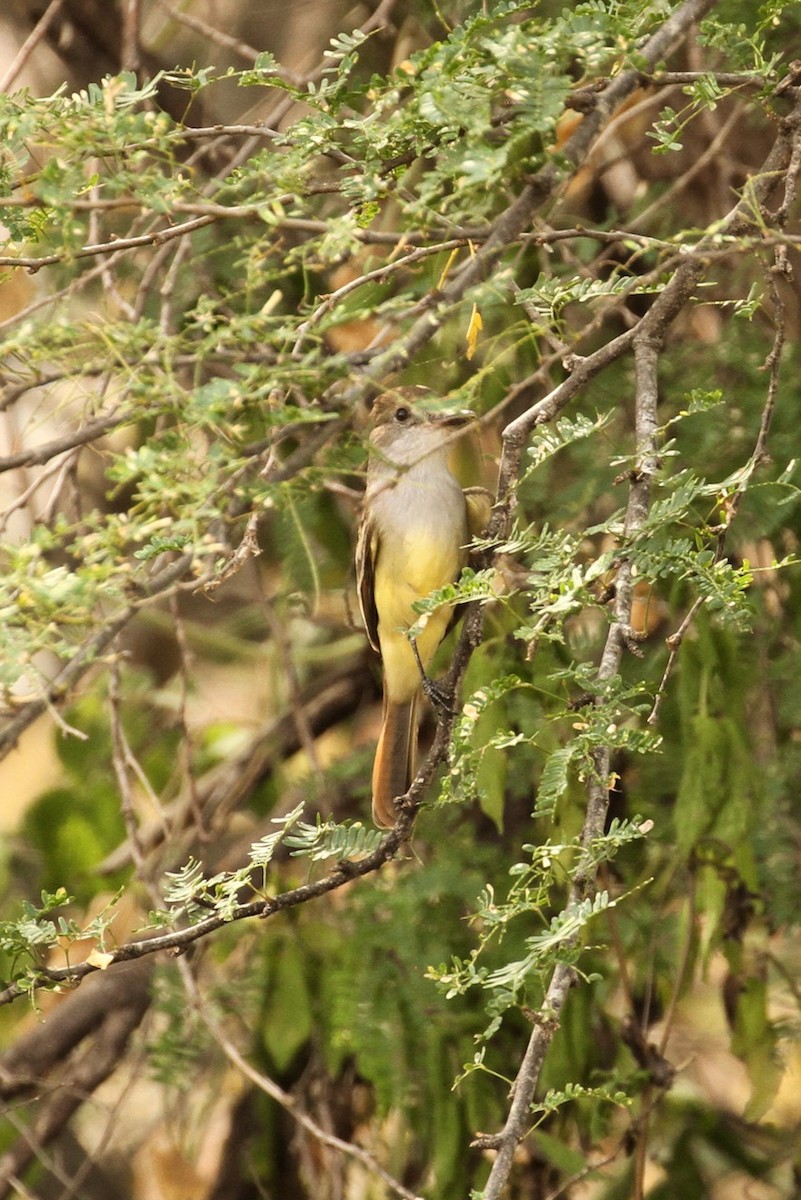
[543, 1149, 621, 1200]
[259, 587, 324, 781]
[0, 407, 131, 474]
[156, 234, 193, 335]
[170, 592, 208, 843]
[647, 596, 705, 725]
[202, 510, 262, 594]
[0, 807, 409, 1007]
[121, 0, 142, 75]
[475, 7, 798, 1191]
[291, 237, 473, 354]
[180, 962, 424, 1200]
[628, 99, 746, 231]
[0, 214, 217, 273]
[0, 553, 198, 762]
[0, 446, 77, 534]
[0, 963, 153, 1197]
[155, 0, 263, 66]
[108, 655, 168, 903]
[0, 0, 66, 93]
[648, 148, 794, 725]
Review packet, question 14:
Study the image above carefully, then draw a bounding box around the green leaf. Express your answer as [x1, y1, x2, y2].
[535, 745, 575, 817]
[730, 974, 782, 1121]
[531, 1127, 601, 1176]
[262, 937, 313, 1073]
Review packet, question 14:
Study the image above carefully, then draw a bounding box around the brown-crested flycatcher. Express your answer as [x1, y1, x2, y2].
[356, 391, 489, 827]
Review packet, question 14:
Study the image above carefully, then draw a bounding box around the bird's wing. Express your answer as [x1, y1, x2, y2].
[463, 486, 493, 537]
[355, 512, 381, 653]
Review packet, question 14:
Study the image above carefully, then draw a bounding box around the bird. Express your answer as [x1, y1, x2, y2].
[356, 389, 490, 827]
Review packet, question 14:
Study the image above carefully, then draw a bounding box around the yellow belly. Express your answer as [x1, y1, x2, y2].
[374, 530, 464, 703]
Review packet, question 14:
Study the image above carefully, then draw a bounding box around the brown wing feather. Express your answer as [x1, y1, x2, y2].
[355, 513, 380, 653]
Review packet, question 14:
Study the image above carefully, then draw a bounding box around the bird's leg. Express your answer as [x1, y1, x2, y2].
[410, 638, 455, 716]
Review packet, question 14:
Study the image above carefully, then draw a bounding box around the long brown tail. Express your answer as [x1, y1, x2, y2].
[371, 696, 417, 828]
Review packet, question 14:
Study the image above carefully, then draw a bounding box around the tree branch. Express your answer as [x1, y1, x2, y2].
[0, 553, 196, 761]
[0, 408, 132, 474]
[182, 963, 425, 1200]
[0, 0, 67, 93]
[326, 0, 720, 414]
[0, 0, 735, 1004]
[0, 960, 153, 1198]
[476, 35, 801, 1200]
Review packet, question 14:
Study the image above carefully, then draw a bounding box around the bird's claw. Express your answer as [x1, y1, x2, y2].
[411, 637, 456, 716]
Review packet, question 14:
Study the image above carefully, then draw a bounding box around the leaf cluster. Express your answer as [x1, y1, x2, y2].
[1, 1, 801, 1197]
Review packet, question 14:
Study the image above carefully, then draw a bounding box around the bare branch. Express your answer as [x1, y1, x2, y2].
[0, 961, 153, 1197]
[0, 0, 67, 93]
[0, 215, 217, 273]
[121, 0, 142, 75]
[0, 408, 130, 474]
[154, 0, 263, 67]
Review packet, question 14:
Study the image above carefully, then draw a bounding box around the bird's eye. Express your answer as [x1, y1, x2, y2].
[394, 406, 410, 423]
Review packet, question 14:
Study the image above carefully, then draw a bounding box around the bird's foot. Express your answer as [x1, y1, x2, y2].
[411, 638, 456, 716]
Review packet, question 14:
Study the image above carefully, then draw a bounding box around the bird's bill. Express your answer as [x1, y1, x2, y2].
[427, 409, 477, 429]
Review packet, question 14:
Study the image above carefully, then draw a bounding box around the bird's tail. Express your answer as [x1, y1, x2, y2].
[371, 695, 418, 828]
